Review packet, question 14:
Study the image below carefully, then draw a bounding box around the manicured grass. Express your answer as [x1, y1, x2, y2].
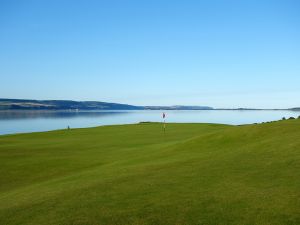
[0, 121, 299, 225]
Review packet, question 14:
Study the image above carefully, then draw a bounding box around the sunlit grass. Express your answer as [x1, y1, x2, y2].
[0, 120, 299, 225]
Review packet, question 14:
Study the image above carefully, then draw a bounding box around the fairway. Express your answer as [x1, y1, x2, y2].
[0, 121, 299, 225]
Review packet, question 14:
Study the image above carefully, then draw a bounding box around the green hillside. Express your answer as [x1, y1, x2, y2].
[0, 120, 299, 225]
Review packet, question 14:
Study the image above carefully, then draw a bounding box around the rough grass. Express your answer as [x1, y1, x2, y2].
[0, 121, 299, 225]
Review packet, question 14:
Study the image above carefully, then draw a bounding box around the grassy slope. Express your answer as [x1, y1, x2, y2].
[0, 121, 299, 225]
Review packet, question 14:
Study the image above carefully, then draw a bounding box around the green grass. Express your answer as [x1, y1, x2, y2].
[0, 120, 299, 225]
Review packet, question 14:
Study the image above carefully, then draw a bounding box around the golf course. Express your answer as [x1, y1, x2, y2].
[0, 119, 299, 225]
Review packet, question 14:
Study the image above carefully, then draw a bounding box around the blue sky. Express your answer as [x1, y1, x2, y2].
[0, 0, 299, 108]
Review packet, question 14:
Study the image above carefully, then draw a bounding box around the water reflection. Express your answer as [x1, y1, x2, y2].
[0, 110, 130, 120]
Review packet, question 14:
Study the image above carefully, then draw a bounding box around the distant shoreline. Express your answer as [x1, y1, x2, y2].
[0, 108, 299, 111]
[0, 98, 299, 111]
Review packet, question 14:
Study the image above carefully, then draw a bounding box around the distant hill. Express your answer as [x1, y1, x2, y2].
[0, 99, 214, 110]
[1, 99, 299, 111]
[0, 99, 143, 110]
[144, 105, 213, 110]
[290, 107, 300, 111]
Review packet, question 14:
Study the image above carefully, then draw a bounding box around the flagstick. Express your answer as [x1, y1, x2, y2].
[162, 112, 166, 135]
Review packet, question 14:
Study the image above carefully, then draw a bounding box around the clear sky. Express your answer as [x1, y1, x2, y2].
[0, 0, 299, 108]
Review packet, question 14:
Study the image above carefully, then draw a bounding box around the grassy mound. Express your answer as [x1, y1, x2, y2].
[0, 121, 299, 225]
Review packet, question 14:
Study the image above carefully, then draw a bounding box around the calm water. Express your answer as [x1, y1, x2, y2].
[0, 110, 299, 135]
